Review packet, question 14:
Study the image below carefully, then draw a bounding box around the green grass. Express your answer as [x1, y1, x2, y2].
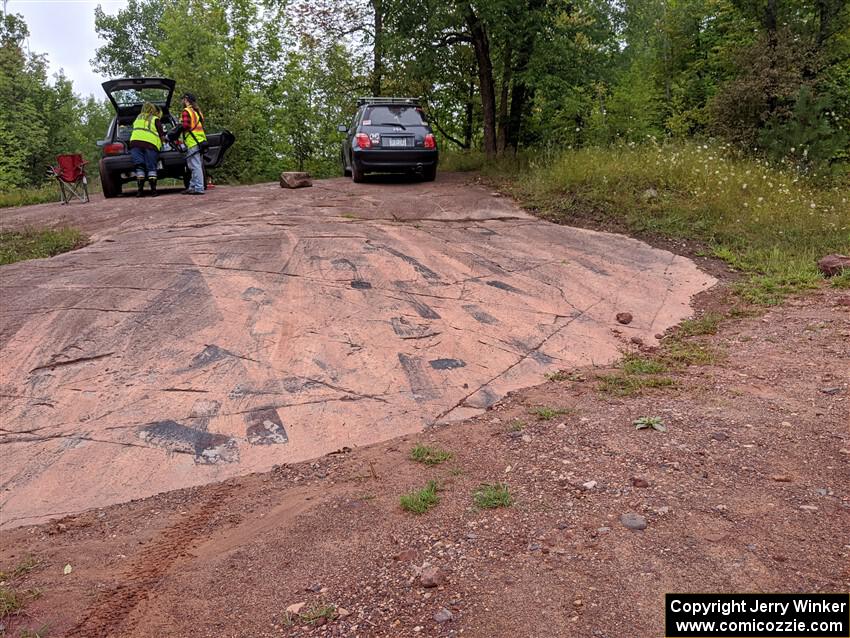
[544, 370, 571, 381]
[0, 184, 61, 208]
[597, 373, 676, 396]
[830, 271, 850, 288]
[0, 228, 88, 266]
[498, 142, 850, 305]
[473, 483, 512, 509]
[531, 406, 568, 421]
[621, 353, 668, 375]
[677, 313, 723, 336]
[400, 480, 440, 514]
[410, 444, 453, 466]
[662, 340, 722, 366]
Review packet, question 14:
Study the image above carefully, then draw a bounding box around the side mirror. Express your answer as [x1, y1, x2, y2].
[337, 124, 348, 133]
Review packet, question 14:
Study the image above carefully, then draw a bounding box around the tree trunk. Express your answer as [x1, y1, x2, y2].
[497, 44, 511, 153]
[466, 6, 497, 157]
[371, 0, 383, 96]
[505, 0, 544, 152]
[464, 75, 474, 149]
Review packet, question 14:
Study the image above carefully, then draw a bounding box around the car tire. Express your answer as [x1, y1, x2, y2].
[98, 159, 121, 198]
[351, 160, 365, 183]
[422, 165, 437, 182]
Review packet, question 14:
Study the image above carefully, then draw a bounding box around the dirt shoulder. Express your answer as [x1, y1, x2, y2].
[1, 282, 847, 637]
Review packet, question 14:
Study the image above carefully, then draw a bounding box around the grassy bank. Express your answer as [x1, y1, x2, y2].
[0, 184, 64, 208]
[0, 228, 88, 265]
[445, 143, 850, 303]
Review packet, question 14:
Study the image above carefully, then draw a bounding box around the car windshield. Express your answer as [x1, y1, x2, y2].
[364, 106, 425, 126]
[110, 88, 170, 108]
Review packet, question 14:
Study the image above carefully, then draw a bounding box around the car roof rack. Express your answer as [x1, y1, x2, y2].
[357, 96, 421, 106]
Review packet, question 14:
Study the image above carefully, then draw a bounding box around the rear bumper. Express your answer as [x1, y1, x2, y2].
[101, 151, 187, 181]
[354, 148, 438, 172]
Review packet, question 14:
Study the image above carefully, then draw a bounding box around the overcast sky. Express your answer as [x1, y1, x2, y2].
[6, 0, 128, 97]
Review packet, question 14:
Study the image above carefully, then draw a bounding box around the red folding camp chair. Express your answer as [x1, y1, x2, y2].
[48, 154, 90, 204]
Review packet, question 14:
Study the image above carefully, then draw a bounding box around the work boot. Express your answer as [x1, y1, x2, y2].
[135, 179, 145, 197]
[149, 178, 158, 197]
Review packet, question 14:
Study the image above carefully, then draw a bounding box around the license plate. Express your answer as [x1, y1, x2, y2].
[387, 137, 408, 148]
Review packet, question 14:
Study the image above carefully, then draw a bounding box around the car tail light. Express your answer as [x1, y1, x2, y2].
[354, 133, 371, 149]
[103, 142, 125, 155]
[424, 134, 436, 150]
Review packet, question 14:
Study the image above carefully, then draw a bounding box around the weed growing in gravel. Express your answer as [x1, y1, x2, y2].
[634, 416, 667, 432]
[663, 340, 721, 366]
[831, 271, 850, 288]
[300, 603, 338, 625]
[0, 556, 42, 622]
[340, 213, 357, 219]
[400, 480, 440, 514]
[19, 628, 50, 638]
[678, 313, 723, 336]
[0, 556, 38, 581]
[531, 406, 568, 421]
[597, 373, 675, 396]
[474, 483, 512, 509]
[507, 420, 525, 432]
[410, 445, 453, 466]
[621, 353, 667, 375]
[544, 370, 570, 381]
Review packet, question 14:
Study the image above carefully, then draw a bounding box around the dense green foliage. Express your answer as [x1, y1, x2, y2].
[0, 13, 111, 191]
[489, 141, 849, 303]
[0, 0, 847, 191]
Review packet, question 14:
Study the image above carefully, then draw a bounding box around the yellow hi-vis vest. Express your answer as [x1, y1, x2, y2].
[129, 115, 162, 150]
[182, 107, 207, 149]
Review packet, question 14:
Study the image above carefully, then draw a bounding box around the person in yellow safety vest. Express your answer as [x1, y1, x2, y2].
[167, 92, 208, 195]
[128, 102, 165, 197]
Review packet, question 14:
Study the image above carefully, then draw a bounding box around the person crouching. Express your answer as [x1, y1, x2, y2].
[129, 102, 165, 197]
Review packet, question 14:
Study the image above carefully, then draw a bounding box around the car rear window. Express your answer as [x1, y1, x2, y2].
[363, 106, 425, 126]
[110, 88, 170, 108]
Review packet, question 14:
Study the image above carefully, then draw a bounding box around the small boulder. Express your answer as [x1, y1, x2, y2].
[280, 171, 313, 189]
[420, 565, 445, 588]
[620, 512, 647, 530]
[616, 312, 633, 325]
[434, 608, 453, 623]
[817, 254, 850, 277]
[286, 602, 306, 615]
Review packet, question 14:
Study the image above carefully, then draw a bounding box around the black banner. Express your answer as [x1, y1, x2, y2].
[666, 594, 849, 637]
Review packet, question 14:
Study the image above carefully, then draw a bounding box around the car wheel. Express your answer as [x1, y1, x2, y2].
[351, 160, 365, 183]
[98, 159, 121, 198]
[422, 165, 437, 182]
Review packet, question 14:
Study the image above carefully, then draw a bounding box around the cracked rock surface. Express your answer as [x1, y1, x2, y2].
[0, 174, 715, 527]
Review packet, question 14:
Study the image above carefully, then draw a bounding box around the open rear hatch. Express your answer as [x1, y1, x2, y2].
[102, 78, 176, 116]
